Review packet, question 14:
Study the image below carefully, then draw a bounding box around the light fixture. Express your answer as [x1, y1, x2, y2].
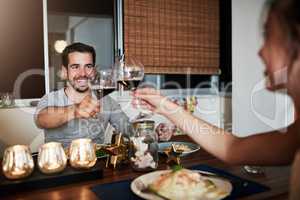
[54, 40, 67, 54]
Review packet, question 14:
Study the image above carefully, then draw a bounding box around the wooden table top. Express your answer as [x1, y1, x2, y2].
[3, 135, 291, 200]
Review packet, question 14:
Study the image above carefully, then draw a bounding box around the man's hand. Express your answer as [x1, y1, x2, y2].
[74, 95, 100, 118]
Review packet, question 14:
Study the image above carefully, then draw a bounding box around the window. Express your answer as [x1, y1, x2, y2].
[47, 0, 115, 91]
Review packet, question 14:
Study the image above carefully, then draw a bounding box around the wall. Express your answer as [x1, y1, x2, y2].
[0, 107, 44, 155]
[0, 0, 45, 98]
[232, 0, 294, 136]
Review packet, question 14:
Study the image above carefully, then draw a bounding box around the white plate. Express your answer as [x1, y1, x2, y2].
[158, 142, 200, 156]
[131, 170, 232, 200]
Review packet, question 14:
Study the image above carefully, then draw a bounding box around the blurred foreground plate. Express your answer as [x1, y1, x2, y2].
[131, 170, 232, 200]
[158, 141, 200, 156]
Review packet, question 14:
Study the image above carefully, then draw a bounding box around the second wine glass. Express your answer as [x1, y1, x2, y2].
[117, 58, 144, 91]
[116, 58, 153, 120]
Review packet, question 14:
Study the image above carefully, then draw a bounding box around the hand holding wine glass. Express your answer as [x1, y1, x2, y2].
[133, 87, 179, 116]
[117, 58, 153, 120]
[74, 95, 100, 119]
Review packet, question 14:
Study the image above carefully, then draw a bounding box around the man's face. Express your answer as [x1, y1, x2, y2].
[65, 52, 95, 93]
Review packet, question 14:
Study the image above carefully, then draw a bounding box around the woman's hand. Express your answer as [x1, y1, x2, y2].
[133, 88, 182, 115]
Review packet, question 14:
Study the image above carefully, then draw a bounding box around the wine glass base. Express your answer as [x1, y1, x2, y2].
[135, 112, 152, 121]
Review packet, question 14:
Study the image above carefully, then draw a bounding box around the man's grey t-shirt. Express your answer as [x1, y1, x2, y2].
[35, 89, 131, 147]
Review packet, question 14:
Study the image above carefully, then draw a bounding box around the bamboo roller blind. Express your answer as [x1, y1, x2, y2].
[124, 0, 220, 74]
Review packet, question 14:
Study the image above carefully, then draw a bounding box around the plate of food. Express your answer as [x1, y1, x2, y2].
[158, 141, 200, 156]
[131, 167, 232, 200]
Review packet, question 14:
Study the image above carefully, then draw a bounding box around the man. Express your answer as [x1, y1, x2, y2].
[35, 42, 131, 147]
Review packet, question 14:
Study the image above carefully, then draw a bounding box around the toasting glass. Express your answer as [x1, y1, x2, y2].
[38, 142, 67, 174]
[69, 138, 97, 169]
[116, 57, 153, 120]
[90, 67, 117, 100]
[117, 59, 144, 91]
[2, 145, 34, 179]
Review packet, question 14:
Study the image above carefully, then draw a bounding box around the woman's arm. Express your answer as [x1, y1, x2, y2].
[134, 88, 300, 165]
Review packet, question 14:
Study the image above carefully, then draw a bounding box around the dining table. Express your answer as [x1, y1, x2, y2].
[2, 135, 291, 200]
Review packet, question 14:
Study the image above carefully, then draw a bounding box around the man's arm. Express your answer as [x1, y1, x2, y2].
[36, 95, 100, 129]
[36, 106, 76, 129]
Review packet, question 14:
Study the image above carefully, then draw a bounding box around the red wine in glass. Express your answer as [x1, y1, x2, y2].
[118, 79, 141, 90]
[102, 86, 116, 97]
[91, 85, 116, 99]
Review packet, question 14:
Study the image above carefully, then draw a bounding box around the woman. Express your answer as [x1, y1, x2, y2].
[134, 0, 300, 198]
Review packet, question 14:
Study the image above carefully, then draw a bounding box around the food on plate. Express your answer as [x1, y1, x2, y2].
[164, 143, 192, 153]
[148, 167, 229, 200]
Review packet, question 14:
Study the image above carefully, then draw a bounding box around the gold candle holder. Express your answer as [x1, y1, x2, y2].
[69, 138, 97, 169]
[2, 145, 34, 179]
[38, 142, 67, 174]
[104, 132, 129, 169]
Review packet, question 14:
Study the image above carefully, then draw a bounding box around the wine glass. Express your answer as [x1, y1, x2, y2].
[90, 66, 117, 100]
[116, 58, 152, 120]
[117, 58, 144, 91]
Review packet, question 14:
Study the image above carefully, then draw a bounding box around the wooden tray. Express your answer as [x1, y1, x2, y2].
[0, 156, 103, 196]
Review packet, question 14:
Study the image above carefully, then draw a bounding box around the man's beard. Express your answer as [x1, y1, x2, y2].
[68, 76, 90, 93]
[75, 87, 89, 93]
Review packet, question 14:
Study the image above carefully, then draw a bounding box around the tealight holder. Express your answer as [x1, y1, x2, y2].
[69, 138, 97, 169]
[38, 142, 67, 174]
[2, 145, 34, 179]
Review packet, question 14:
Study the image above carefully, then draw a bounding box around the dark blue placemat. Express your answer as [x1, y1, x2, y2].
[91, 164, 270, 200]
[189, 165, 270, 200]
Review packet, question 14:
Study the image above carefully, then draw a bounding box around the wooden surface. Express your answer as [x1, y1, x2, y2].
[3, 135, 291, 200]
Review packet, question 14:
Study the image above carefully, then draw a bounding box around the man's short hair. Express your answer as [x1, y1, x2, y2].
[62, 42, 96, 67]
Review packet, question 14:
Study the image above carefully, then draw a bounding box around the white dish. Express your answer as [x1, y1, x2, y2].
[131, 170, 232, 200]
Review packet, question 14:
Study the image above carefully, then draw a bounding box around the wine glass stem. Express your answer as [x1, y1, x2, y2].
[118, 82, 125, 97]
